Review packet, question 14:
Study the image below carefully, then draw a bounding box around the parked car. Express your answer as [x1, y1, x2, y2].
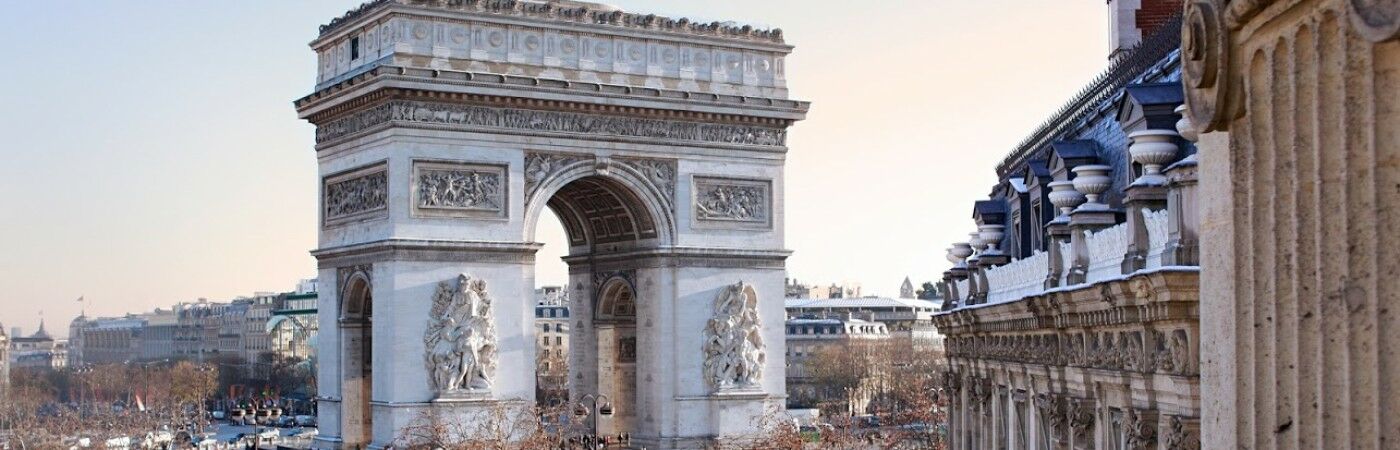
[254, 408, 273, 425]
[210, 410, 226, 420]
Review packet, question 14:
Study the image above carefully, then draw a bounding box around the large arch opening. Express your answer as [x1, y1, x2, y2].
[528, 173, 664, 441]
[339, 275, 373, 447]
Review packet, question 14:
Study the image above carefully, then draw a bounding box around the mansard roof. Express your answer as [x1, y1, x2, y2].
[994, 13, 1182, 177]
[1049, 140, 1101, 161]
[1025, 159, 1052, 180]
[973, 199, 1009, 224]
[320, 0, 785, 44]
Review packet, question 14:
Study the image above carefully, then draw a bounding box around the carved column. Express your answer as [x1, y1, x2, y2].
[1186, 0, 1400, 448]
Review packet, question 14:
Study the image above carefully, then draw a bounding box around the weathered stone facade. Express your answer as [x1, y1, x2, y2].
[933, 5, 1205, 448]
[1182, 0, 1400, 448]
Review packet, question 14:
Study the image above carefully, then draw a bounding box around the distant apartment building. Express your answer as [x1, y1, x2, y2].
[69, 315, 145, 364]
[535, 300, 570, 406]
[784, 316, 890, 412]
[7, 321, 67, 370]
[784, 278, 863, 299]
[784, 297, 943, 346]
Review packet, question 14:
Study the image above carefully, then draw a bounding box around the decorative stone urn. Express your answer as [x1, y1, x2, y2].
[1071, 165, 1113, 210]
[978, 224, 1006, 255]
[1047, 180, 1086, 222]
[1128, 129, 1180, 186]
[1175, 104, 1200, 164]
[966, 232, 986, 265]
[1175, 104, 1198, 142]
[946, 247, 961, 264]
[951, 242, 974, 265]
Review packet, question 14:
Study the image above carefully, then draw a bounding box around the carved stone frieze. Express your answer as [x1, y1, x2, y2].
[618, 157, 677, 211]
[1164, 415, 1201, 450]
[324, 163, 389, 225]
[412, 160, 507, 219]
[693, 177, 772, 228]
[944, 327, 1193, 375]
[523, 152, 590, 206]
[315, 100, 787, 148]
[1035, 393, 1068, 443]
[592, 269, 635, 292]
[941, 371, 963, 393]
[424, 273, 498, 396]
[1069, 398, 1096, 442]
[702, 281, 765, 392]
[1124, 408, 1158, 450]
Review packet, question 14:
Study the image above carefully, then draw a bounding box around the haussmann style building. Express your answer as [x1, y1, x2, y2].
[933, 0, 1400, 448]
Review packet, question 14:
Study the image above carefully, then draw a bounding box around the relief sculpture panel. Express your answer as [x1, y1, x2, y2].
[693, 177, 772, 229]
[412, 160, 507, 219]
[324, 163, 389, 226]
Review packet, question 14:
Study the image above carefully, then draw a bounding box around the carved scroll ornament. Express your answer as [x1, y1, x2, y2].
[1125, 408, 1158, 450]
[1165, 415, 1201, 450]
[425, 274, 498, 395]
[1349, 0, 1400, 42]
[1069, 398, 1096, 442]
[1182, 0, 1237, 133]
[702, 281, 765, 391]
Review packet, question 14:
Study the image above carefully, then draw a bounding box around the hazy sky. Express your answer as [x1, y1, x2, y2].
[0, 1, 1110, 337]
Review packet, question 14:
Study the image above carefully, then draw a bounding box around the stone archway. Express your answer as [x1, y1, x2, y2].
[300, 2, 806, 448]
[337, 268, 373, 448]
[589, 276, 638, 436]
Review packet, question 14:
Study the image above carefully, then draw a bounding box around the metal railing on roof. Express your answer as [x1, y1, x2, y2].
[994, 13, 1183, 177]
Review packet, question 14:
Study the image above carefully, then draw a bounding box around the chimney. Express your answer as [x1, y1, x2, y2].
[1107, 0, 1183, 58]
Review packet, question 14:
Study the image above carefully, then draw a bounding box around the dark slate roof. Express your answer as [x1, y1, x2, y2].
[1050, 140, 1101, 161]
[1025, 159, 1052, 179]
[1123, 81, 1185, 107]
[972, 199, 1009, 220]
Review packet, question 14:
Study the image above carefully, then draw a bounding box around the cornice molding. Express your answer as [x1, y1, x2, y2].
[296, 65, 808, 123]
[317, 0, 787, 47]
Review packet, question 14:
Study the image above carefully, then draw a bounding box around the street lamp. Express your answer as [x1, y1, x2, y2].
[574, 394, 614, 447]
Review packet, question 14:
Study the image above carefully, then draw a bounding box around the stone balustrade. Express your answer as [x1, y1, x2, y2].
[983, 251, 1049, 304]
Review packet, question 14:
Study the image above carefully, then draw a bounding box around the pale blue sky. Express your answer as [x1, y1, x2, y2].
[0, 1, 1110, 336]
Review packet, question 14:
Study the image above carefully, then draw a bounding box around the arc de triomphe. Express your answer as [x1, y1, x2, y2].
[295, 1, 806, 448]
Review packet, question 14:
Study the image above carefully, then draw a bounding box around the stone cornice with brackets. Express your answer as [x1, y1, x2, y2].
[316, 0, 790, 49]
[295, 65, 809, 122]
[935, 269, 1199, 376]
[564, 247, 791, 272]
[313, 238, 544, 267]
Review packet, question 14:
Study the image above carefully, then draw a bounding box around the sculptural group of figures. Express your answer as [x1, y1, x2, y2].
[425, 274, 498, 394]
[702, 282, 765, 391]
